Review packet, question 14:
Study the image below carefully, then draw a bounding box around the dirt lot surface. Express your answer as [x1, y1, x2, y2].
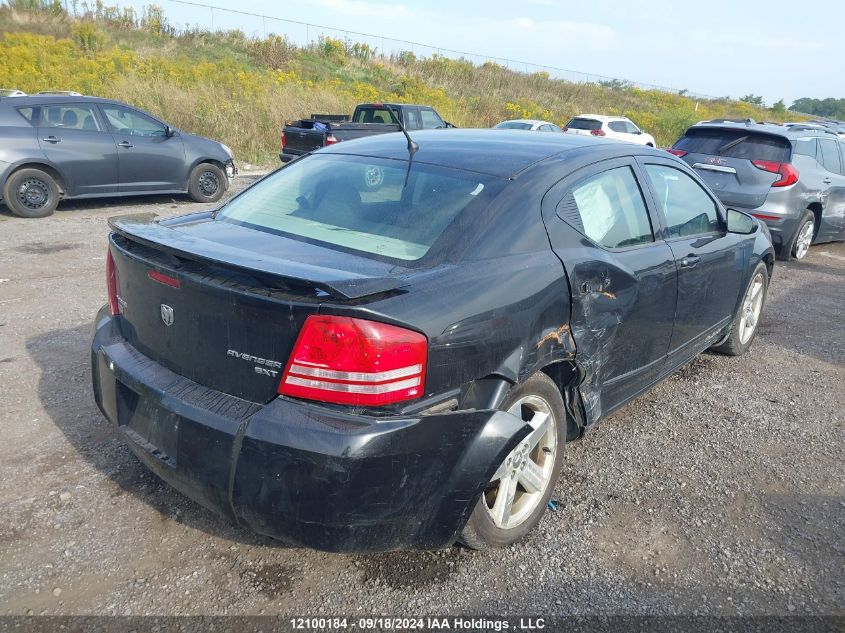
[0, 177, 843, 617]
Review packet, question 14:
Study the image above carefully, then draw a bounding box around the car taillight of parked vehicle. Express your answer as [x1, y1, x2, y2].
[280, 131, 286, 150]
[106, 249, 120, 316]
[279, 315, 427, 406]
[324, 135, 339, 145]
[590, 129, 606, 136]
[666, 149, 688, 157]
[752, 160, 799, 187]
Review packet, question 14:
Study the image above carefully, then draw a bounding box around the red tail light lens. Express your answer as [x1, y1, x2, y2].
[590, 129, 606, 136]
[666, 148, 688, 157]
[324, 135, 339, 145]
[148, 269, 181, 289]
[280, 130, 286, 150]
[752, 160, 799, 187]
[106, 249, 120, 316]
[279, 315, 427, 406]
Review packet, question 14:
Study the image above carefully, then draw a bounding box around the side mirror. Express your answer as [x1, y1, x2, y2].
[726, 208, 758, 234]
[164, 125, 176, 137]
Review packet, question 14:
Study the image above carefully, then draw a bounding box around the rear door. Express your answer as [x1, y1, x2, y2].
[607, 120, 633, 143]
[99, 103, 186, 192]
[816, 138, 845, 240]
[638, 157, 747, 360]
[672, 127, 792, 209]
[541, 158, 678, 417]
[34, 102, 119, 196]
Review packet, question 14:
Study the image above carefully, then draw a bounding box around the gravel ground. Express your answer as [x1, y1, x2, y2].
[0, 177, 843, 617]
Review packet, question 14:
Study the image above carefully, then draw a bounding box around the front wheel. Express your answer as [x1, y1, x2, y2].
[459, 372, 566, 550]
[188, 163, 227, 203]
[711, 262, 769, 356]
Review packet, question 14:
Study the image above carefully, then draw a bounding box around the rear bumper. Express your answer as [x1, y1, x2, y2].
[90, 307, 527, 552]
[279, 149, 306, 163]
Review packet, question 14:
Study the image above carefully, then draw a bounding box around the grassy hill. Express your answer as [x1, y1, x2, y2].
[0, 2, 803, 166]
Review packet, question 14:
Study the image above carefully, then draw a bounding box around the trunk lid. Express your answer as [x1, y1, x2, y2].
[109, 213, 408, 403]
[673, 127, 793, 208]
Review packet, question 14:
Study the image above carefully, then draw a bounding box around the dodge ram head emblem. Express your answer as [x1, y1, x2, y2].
[160, 304, 174, 327]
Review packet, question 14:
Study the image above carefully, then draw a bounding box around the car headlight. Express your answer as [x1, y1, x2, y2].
[221, 143, 234, 159]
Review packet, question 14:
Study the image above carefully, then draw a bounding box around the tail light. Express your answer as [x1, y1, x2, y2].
[279, 315, 427, 406]
[562, 127, 568, 132]
[106, 249, 120, 316]
[590, 129, 606, 136]
[667, 148, 688, 157]
[752, 160, 799, 187]
[324, 134, 339, 145]
[280, 130, 286, 150]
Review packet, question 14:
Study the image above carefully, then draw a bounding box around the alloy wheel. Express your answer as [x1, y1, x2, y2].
[794, 220, 814, 259]
[738, 272, 765, 345]
[483, 394, 557, 530]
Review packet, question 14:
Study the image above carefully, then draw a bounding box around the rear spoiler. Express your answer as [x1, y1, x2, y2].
[108, 214, 407, 300]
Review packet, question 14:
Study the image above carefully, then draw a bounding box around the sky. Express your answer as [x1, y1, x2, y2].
[114, 0, 844, 106]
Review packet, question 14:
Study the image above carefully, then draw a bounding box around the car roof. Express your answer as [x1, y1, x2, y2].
[318, 128, 661, 178]
[0, 95, 120, 106]
[497, 119, 552, 125]
[688, 119, 839, 139]
[570, 114, 628, 122]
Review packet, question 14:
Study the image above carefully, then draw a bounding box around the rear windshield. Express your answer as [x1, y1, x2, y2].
[566, 118, 602, 131]
[673, 128, 791, 162]
[217, 154, 503, 262]
[494, 121, 533, 130]
[352, 107, 396, 124]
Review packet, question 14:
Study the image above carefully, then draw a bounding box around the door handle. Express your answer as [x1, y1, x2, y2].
[117, 141, 134, 148]
[42, 136, 61, 144]
[823, 177, 832, 184]
[680, 254, 701, 268]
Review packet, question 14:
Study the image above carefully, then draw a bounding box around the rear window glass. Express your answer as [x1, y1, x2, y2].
[15, 107, 36, 124]
[673, 128, 791, 162]
[566, 118, 602, 131]
[494, 121, 533, 130]
[217, 154, 503, 262]
[353, 107, 395, 124]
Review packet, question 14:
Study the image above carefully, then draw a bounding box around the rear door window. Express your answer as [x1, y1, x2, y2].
[217, 154, 503, 262]
[404, 108, 422, 130]
[818, 138, 843, 174]
[644, 164, 721, 238]
[793, 137, 817, 159]
[561, 166, 654, 249]
[673, 128, 791, 162]
[566, 118, 602, 131]
[35, 103, 103, 131]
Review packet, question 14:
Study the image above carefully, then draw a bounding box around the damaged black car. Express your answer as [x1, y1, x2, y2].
[90, 129, 775, 552]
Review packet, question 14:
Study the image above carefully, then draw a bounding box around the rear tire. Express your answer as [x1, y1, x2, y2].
[459, 372, 566, 550]
[2, 168, 60, 218]
[711, 262, 768, 356]
[778, 210, 814, 261]
[188, 163, 227, 203]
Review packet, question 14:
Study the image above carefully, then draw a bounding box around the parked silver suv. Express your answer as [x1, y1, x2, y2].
[669, 120, 845, 260]
[0, 95, 236, 218]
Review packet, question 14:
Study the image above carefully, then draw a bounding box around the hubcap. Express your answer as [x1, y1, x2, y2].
[483, 394, 557, 530]
[738, 272, 765, 345]
[17, 178, 49, 210]
[794, 220, 814, 259]
[198, 171, 219, 197]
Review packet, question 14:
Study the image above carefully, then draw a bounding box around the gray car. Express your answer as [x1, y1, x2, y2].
[0, 95, 236, 218]
[669, 120, 845, 260]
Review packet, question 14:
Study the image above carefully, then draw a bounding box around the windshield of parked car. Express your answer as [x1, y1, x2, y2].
[216, 154, 503, 262]
[673, 128, 791, 162]
[494, 121, 534, 130]
[565, 118, 602, 131]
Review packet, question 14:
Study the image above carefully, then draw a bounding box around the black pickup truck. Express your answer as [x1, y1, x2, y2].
[280, 103, 451, 162]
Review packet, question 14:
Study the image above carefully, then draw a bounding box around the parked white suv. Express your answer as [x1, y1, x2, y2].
[563, 114, 656, 146]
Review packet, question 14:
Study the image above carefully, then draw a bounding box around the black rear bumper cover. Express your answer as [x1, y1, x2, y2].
[90, 308, 528, 552]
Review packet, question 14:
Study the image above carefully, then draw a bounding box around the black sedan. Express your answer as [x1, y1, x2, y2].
[91, 129, 774, 551]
